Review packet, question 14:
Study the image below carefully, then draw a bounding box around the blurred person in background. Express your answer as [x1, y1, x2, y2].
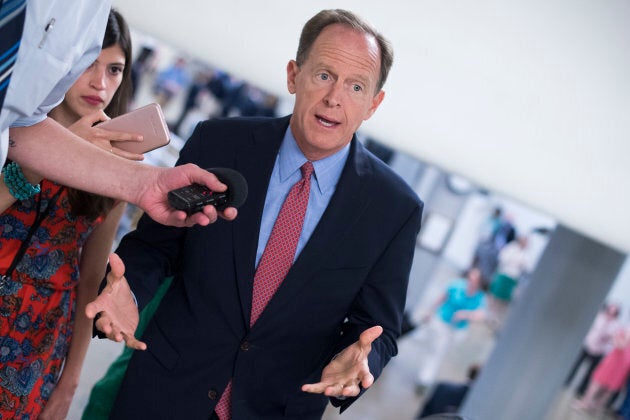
[573, 325, 630, 414]
[413, 268, 486, 392]
[486, 235, 530, 331]
[152, 57, 191, 110]
[416, 364, 481, 418]
[565, 302, 622, 396]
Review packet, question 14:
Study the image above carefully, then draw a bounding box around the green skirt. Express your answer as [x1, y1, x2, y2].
[489, 272, 517, 301]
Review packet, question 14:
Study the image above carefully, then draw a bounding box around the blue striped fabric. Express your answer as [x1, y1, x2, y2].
[0, 0, 27, 116]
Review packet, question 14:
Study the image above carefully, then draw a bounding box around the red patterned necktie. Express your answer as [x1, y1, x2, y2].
[214, 161, 314, 420]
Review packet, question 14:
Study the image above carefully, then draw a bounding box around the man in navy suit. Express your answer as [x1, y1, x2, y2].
[90, 9, 423, 419]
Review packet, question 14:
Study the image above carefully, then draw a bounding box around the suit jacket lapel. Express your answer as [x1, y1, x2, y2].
[232, 117, 290, 327]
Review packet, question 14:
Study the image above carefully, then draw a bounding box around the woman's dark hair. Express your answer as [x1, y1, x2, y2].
[295, 9, 393, 92]
[67, 9, 132, 219]
[101, 9, 133, 118]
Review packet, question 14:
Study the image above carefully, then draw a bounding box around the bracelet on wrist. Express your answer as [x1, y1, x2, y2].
[2, 162, 41, 201]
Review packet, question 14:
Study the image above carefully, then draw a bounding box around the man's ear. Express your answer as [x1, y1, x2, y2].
[364, 90, 385, 121]
[287, 60, 299, 94]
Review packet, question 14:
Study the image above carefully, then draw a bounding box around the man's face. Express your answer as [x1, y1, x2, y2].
[287, 24, 385, 161]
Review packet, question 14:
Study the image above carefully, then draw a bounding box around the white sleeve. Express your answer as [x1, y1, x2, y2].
[6, 0, 111, 128]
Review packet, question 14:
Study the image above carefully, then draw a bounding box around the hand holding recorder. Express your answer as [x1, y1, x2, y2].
[168, 167, 248, 215]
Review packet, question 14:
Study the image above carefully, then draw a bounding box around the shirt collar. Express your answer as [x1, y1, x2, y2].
[278, 128, 350, 195]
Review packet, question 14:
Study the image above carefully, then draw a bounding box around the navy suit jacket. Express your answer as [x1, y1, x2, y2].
[110, 116, 423, 419]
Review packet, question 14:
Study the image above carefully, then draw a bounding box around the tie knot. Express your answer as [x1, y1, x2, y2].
[301, 161, 314, 180]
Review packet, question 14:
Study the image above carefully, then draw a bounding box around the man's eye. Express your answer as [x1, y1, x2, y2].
[319, 73, 329, 81]
[353, 85, 362, 92]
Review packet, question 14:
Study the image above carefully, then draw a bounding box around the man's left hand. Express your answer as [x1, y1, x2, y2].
[301, 325, 383, 398]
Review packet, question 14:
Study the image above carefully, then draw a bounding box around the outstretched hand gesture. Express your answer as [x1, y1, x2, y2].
[302, 325, 383, 398]
[85, 253, 147, 350]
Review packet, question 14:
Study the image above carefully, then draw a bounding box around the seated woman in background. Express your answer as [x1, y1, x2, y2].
[0, 9, 139, 419]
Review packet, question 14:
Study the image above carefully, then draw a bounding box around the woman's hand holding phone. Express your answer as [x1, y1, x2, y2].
[97, 103, 171, 155]
[69, 110, 145, 161]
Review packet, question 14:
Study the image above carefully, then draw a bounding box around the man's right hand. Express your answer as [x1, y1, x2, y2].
[86, 253, 147, 350]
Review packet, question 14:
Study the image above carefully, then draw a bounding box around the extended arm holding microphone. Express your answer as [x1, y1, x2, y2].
[9, 119, 237, 228]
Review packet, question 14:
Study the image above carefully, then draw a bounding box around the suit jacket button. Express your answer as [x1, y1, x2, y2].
[208, 389, 218, 400]
[240, 341, 250, 351]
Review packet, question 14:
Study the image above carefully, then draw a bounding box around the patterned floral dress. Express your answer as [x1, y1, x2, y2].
[0, 180, 102, 419]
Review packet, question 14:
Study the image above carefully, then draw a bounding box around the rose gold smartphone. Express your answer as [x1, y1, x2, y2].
[98, 103, 171, 153]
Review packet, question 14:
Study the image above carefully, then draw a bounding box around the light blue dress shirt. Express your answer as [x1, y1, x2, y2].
[255, 128, 350, 267]
[0, 0, 111, 165]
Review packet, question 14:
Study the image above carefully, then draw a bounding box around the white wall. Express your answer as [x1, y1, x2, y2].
[113, 0, 630, 253]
